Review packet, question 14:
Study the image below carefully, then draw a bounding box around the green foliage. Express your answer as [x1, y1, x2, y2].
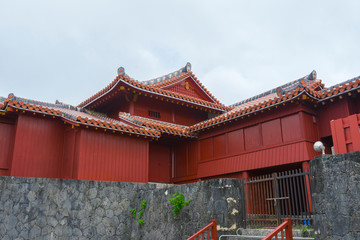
[301, 225, 308, 235]
[130, 200, 147, 225]
[168, 191, 192, 216]
[130, 208, 136, 218]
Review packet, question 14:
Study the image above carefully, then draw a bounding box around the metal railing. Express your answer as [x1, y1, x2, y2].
[187, 220, 217, 240]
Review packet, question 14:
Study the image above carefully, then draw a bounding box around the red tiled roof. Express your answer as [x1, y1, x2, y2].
[190, 72, 360, 132]
[119, 112, 194, 137]
[2, 94, 160, 138]
[78, 64, 228, 111]
[3, 71, 359, 138]
[316, 77, 360, 100]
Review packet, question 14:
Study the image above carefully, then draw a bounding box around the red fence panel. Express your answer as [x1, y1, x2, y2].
[331, 113, 360, 154]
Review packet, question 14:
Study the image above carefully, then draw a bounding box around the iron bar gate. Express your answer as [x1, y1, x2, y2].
[245, 168, 312, 227]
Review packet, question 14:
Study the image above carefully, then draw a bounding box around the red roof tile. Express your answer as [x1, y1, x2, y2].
[119, 112, 194, 137]
[190, 73, 360, 132]
[3, 95, 160, 138]
[2, 71, 359, 138]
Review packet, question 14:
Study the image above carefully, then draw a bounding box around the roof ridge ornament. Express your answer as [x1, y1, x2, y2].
[185, 62, 191, 72]
[117, 67, 125, 76]
[307, 70, 317, 80]
[8, 93, 15, 100]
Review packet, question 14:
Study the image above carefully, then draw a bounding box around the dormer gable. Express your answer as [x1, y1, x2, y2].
[142, 63, 220, 104]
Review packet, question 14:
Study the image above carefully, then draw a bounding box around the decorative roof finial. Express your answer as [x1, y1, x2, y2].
[117, 67, 125, 76]
[8, 93, 15, 99]
[309, 70, 317, 80]
[185, 62, 191, 72]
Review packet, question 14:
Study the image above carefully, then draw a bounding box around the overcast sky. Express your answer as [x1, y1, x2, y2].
[1, 0, 359, 106]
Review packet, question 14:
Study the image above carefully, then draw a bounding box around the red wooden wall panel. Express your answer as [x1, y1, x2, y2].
[281, 113, 302, 142]
[10, 115, 64, 178]
[244, 124, 261, 150]
[76, 129, 149, 182]
[184, 112, 313, 181]
[213, 134, 226, 158]
[131, 96, 209, 126]
[174, 143, 187, 178]
[200, 138, 213, 162]
[187, 141, 198, 176]
[262, 119, 282, 146]
[0, 122, 15, 174]
[173, 105, 209, 126]
[149, 142, 170, 183]
[301, 112, 319, 142]
[61, 127, 78, 179]
[197, 141, 317, 178]
[317, 98, 350, 138]
[228, 129, 245, 154]
[134, 97, 173, 123]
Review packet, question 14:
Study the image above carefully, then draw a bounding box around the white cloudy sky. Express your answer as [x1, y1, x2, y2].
[1, 0, 359, 106]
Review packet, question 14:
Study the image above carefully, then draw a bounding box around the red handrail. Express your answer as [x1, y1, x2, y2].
[263, 218, 293, 240]
[187, 220, 217, 240]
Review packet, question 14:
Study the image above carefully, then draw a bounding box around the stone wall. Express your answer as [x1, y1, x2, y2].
[311, 151, 360, 240]
[0, 176, 245, 240]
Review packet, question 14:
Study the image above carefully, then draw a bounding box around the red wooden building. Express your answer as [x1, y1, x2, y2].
[1, 63, 359, 183]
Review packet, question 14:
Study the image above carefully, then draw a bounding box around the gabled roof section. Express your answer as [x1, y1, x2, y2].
[119, 112, 194, 138]
[142, 63, 221, 104]
[2, 94, 160, 138]
[78, 64, 229, 112]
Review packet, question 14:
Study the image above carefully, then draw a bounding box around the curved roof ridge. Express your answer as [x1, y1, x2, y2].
[142, 62, 191, 85]
[321, 75, 360, 92]
[229, 70, 317, 108]
[6, 93, 80, 111]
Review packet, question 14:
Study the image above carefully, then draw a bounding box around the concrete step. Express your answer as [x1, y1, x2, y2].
[219, 236, 314, 240]
[218, 228, 314, 240]
[239, 228, 314, 238]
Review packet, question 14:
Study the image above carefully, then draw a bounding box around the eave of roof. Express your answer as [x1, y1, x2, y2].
[78, 65, 228, 112]
[2, 94, 160, 138]
[190, 90, 309, 132]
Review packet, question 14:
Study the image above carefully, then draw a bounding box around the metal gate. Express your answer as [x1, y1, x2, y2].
[245, 168, 312, 227]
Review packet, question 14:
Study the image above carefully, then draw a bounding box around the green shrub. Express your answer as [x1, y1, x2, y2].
[130, 200, 147, 225]
[168, 191, 192, 216]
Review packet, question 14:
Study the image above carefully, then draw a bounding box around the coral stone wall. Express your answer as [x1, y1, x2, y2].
[311, 151, 360, 240]
[0, 177, 245, 239]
